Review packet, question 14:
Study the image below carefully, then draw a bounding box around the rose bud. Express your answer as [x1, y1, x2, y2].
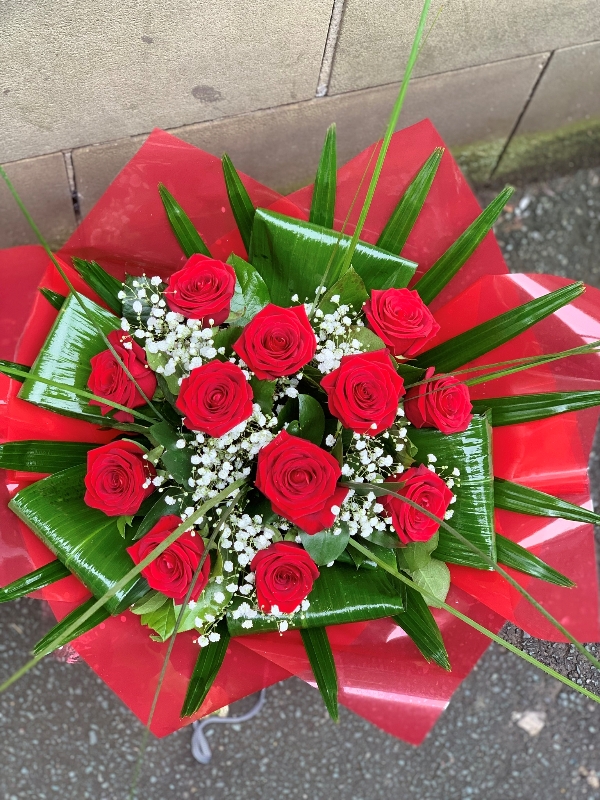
[255, 430, 348, 535]
[88, 330, 157, 423]
[380, 465, 453, 543]
[84, 440, 156, 516]
[126, 515, 211, 603]
[251, 542, 320, 614]
[164, 253, 236, 325]
[404, 367, 472, 435]
[320, 349, 405, 436]
[176, 360, 254, 438]
[363, 288, 440, 358]
[233, 304, 317, 380]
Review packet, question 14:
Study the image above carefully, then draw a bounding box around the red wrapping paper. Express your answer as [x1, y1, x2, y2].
[1, 120, 598, 743]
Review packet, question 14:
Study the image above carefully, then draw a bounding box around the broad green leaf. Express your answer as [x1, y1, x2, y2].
[287, 394, 325, 446]
[496, 534, 575, 588]
[364, 528, 404, 549]
[181, 617, 230, 717]
[0, 561, 70, 603]
[416, 282, 584, 373]
[319, 267, 369, 316]
[227, 254, 270, 326]
[134, 489, 184, 540]
[249, 210, 417, 307]
[0, 440, 98, 473]
[149, 422, 193, 485]
[377, 147, 444, 254]
[309, 124, 337, 229]
[228, 561, 405, 635]
[9, 464, 148, 613]
[392, 583, 450, 670]
[116, 515, 135, 538]
[141, 595, 176, 642]
[18, 293, 120, 423]
[494, 477, 600, 525]
[299, 525, 350, 566]
[122, 275, 157, 328]
[158, 183, 211, 258]
[414, 186, 514, 304]
[145, 349, 182, 397]
[33, 597, 110, 656]
[249, 377, 276, 416]
[472, 391, 600, 427]
[72, 257, 122, 314]
[222, 154, 255, 252]
[39, 287, 66, 311]
[395, 362, 425, 384]
[300, 626, 338, 721]
[410, 558, 450, 608]
[0, 360, 29, 383]
[130, 590, 168, 616]
[410, 413, 495, 568]
[213, 325, 242, 357]
[396, 532, 439, 572]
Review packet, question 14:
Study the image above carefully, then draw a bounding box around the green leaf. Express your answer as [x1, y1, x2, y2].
[472, 391, 600, 427]
[0, 561, 71, 603]
[409, 413, 495, 568]
[174, 551, 238, 634]
[145, 348, 183, 397]
[319, 268, 368, 317]
[249, 377, 276, 416]
[130, 590, 168, 616]
[395, 362, 425, 384]
[213, 325, 243, 358]
[134, 489, 184, 540]
[496, 534, 575, 588]
[228, 561, 405, 635]
[141, 595, 176, 642]
[249, 210, 417, 307]
[377, 147, 444, 254]
[414, 186, 514, 304]
[410, 559, 450, 608]
[494, 477, 600, 525]
[149, 422, 193, 485]
[116, 515, 135, 538]
[364, 528, 404, 549]
[227, 254, 270, 326]
[39, 287, 66, 310]
[396, 532, 439, 571]
[0, 360, 29, 383]
[33, 597, 111, 656]
[72, 257, 123, 314]
[300, 626, 338, 721]
[181, 617, 230, 717]
[416, 282, 585, 373]
[222, 154, 255, 253]
[392, 583, 450, 670]
[18, 293, 120, 424]
[309, 124, 337, 229]
[287, 394, 325, 446]
[299, 525, 350, 566]
[158, 183, 211, 258]
[347, 325, 386, 353]
[9, 464, 148, 614]
[0, 440, 98, 473]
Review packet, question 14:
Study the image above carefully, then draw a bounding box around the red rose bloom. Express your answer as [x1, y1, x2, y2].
[380, 465, 453, 544]
[84, 440, 156, 516]
[363, 288, 440, 358]
[164, 253, 236, 325]
[251, 542, 320, 614]
[88, 329, 157, 423]
[176, 360, 253, 437]
[404, 367, 472, 435]
[320, 349, 405, 436]
[126, 515, 210, 603]
[255, 430, 348, 535]
[232, 304, 317, 380]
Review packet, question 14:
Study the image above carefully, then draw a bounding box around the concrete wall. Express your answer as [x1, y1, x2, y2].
[1, 0, 599, 247]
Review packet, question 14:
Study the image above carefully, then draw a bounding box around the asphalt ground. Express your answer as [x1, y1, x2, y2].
[1, 165, 600, 800]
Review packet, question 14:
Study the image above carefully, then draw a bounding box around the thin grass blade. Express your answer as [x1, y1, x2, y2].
[310, 124, 337, 229]
[300, 626, 339, 721]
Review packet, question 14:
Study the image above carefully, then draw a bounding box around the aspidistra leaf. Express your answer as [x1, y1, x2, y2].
[494, 477, 600, 525]
[416, 282, 584, 373]
[377, 147, 443, 254]
[496, 534, 575, 587]
[300, 626, 339, 721]
[414, 186, 514, 304]
[158, 183, 211, 258]
[222, 154, 255, 253]
[472, 391, 600, 427]
[181, 618, 230, 717]
[0, 440, 98, 473]
[309, 124, 337, 229]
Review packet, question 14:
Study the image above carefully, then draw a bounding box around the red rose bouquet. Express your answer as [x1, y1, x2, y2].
[1, 2, 600, 750]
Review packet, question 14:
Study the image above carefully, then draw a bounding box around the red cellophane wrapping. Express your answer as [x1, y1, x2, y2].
[1, 120, 599, 744]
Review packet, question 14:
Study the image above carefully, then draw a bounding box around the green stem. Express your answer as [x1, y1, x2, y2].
[348, 539, 600, 705]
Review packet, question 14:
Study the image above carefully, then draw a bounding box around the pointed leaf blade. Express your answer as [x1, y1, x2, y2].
[392, 583, 450, 670]
[222, 154, 255, 252]
[472, 391, 600, 427]
[496, 534, 575, 587]
[39, 287, 66, 311]
[300, 626, 338, 721]
[33, 597, 110, 656]
[181, 618, 230, 717]
[0, 561, 71, 603]
[0, 440, 98, 473]
[72, 257, 123, 314]
[158, 183, 211, 258]
[309, 124, 337, 229]
[494, 477, 600, 525]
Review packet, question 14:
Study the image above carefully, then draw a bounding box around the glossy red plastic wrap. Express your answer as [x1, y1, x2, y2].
[1, 120, 599, 744]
